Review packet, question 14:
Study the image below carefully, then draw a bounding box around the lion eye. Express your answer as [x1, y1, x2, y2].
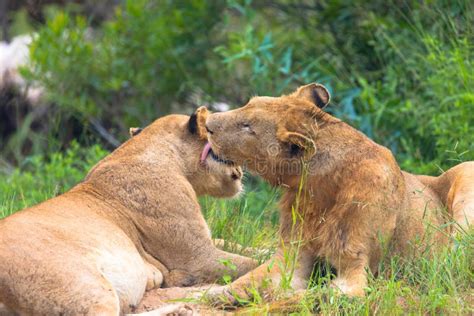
[239, 122, 253, 133]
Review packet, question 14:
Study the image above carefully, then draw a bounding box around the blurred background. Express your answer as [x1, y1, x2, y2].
[0, 0, 473, 204]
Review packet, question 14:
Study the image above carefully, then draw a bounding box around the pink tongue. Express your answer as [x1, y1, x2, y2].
[200, 142, 212, 163]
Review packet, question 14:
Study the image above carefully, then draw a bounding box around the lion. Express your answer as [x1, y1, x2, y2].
[187, 83, 473, 301]
[0, 108, 257, 315]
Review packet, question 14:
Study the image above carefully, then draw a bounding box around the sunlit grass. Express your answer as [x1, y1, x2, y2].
[1, 147, 472, 314]
[202, 178, 473, 314]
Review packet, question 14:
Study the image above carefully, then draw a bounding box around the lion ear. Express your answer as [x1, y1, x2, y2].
[277, 129, 316, 160]
[129, 127, 142, 137]
[188, 106, 209, 140]
[293, 83, 330, 109]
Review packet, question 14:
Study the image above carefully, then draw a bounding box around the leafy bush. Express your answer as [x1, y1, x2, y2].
[16, 0, 474, 173]
[24, 0, 227, 136]
[348, 1, 474, 173]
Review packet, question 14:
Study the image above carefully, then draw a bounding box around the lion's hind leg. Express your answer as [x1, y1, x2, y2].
[1, 267, 121, 315]
[446, 163, 474, 232]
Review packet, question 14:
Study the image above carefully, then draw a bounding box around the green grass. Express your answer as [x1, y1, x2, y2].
[1, 146, 472, 314]
[0, 142, 108, 218]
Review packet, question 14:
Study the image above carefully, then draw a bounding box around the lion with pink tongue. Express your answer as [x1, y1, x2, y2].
[0, 108, 257, 315]
[140, 83, 473, 312]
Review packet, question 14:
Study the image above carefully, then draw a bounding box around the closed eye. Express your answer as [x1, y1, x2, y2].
[239, 122, 255, 134]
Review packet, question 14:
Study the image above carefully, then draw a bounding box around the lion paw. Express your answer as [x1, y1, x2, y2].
[330, 278, 365, 297]
[146, 264, 164, 291]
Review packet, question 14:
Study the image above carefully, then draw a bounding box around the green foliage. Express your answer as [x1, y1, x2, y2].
[200, 179, 280, 256]
[0, 142, 107, 218]
[347, 1, 474, 173]
[24, 0, 226, 132]
[27, 13, 96, 116]
[13, 0, 473, 174]
[424, 37, 474, 164]
[214, 0, 474, 174]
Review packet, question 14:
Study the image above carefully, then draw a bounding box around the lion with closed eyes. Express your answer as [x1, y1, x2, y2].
[143, 84, 473, 309]
[201, 83, 473, 300]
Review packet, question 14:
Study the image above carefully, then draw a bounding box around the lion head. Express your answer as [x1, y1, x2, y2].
[203, 83, 335, 186]
[91, 107, 243, 199]
[186, 106, 243, 197]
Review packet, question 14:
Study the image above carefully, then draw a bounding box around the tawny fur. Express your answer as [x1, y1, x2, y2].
[197, 83, 473, 300]
[0, 113, 257, 315]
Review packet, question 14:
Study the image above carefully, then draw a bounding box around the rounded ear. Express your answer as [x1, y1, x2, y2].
[292, 83, 330, 109]
[129, 127, 142, 137]
[277, 129, 316, 160]
[188, 106, 209, 140]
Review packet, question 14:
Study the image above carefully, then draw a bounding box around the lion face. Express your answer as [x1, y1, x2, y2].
[187, 107, 244, 198]
[126, 108, 243, 198]
[204, 83, 331, 185]
[199, 152, 243, 198]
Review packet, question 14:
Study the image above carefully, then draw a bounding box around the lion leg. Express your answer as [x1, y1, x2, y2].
[421, 161, 474, 233]
[138, 248, 169, 291]
[145, 262, 164, 291]
[138, 250, 314, 308]
[330, 255, 368, 297]
[133, 285, 215, 314]
[2, 272, 121, 315]
[207, 248, 314, 304]
[128, 303, 194, 316]
[86, 299, 121, 316]
[201, 247, 260, 284]
[213, 238, 271, 258]
[212, 248, 260, 279]
[163, 247, 258, 288]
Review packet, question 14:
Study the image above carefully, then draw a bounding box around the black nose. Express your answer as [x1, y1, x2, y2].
[205, 124, 214, 135]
